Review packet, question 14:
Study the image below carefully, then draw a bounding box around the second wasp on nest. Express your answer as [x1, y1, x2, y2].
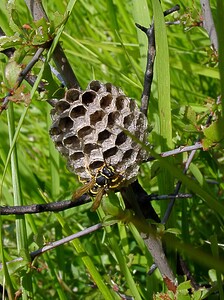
[50, 80, 148, 210]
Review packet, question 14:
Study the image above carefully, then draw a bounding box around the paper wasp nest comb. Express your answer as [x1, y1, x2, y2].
[50, 80, 148, 189]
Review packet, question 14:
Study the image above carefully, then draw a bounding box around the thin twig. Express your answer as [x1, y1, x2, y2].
[179, 257, 200, 290]
[163, 4, 180, 17]
[147, 193, 192, 201]
[0, 195, 90, 215]
[136, 22, 155, 116]
[30, 223, 103, 260]
[161, 142, 203, 157]
[146, 142, 204, 162]
[162, 112, 213, 225]
[24, 0, 80, 89]
[111, 280, 134, 300]
[200, 0, 218, 51]
[0, 47, 45, 112]
[0, 223, 103, 270]
[161, 148, 197, 224]
[137, 4, 180, 116]
[0, 192, 192, 216]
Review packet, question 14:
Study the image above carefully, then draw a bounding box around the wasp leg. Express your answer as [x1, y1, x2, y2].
[91, 187, 105, 211]
[109, 173, 125, 190]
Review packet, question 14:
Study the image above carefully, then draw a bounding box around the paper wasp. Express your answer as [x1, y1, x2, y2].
[72, 164, 124, 211]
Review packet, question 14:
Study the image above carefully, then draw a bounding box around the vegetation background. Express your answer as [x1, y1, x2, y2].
[0, 0, 223, 299]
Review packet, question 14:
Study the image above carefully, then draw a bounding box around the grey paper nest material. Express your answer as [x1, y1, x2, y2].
[50, 80, 148, 188]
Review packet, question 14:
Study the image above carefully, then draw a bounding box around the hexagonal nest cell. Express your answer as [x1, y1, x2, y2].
[50, 80, 149, 185]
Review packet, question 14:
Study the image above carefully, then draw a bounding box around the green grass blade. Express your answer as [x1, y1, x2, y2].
[6, 103, 26, 245]
[1, 106, 29, 196]
[170, 58, 220, 79]
[0, 217, 15, 299]
[152, 0, 173, 152]
[210, 235, 224, 299]
[131, 0, 151, 71]
[7, 103, 32, 299]
[98, 204, 142, 300]
[151, 1, 174, 227]
[46, 105, 60, 199]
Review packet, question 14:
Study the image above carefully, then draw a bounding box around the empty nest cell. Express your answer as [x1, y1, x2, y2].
[63, 135, 80, 149]
[81, 91, 97, 106]
[66, 89, 81, 103]
[58, 117, 73, 132]
[90, 110, 105, 125]
[55, 100, 70, 114]
[70, 105, 86, 119]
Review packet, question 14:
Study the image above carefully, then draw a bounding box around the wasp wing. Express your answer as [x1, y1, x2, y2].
[72, 178, 95, 201]
[91, 187, 105, 211]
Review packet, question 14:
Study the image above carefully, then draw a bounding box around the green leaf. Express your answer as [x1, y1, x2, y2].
[176, 294, 191, 300]
[102, 215, 119, 226]
[4, 60, 21, 86]
[208, 269, 217, 282]
[193, 290, 203, 300]
[0, 259, 28, 279]
[32, 18, 51, 45]
[202, 136, 214, 149]
[150, 160, 160, 179]
[184, 106, 197, 130]
[203, 115, 224, 143]
[52, 12, 69, 32]
[165, 227, 181, 236]
[11, 8, 23, 30]
[177, 280, 192, 291]
[154, 292, 175, 300]
[42, 63, 59, 97]
[0, 34, 22, 51]
[189, 163, 205, 187]
[170, 58, 220, 79]
[101, 193, 122, 216]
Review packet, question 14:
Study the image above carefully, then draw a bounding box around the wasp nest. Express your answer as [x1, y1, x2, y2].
[50, 80, 148, 188]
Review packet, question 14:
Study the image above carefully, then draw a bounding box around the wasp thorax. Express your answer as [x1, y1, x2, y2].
[50, 81, 149, 189]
